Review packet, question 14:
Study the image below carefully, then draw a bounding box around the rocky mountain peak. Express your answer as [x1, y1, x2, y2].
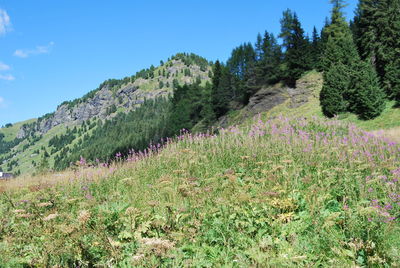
[16, 55, 212, 139]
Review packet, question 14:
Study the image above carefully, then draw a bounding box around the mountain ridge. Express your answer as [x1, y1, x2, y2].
[16, 54, 212, 139]
[0, 53, 212, 175]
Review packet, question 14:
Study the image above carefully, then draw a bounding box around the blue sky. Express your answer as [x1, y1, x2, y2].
[0, 0, 358, 126]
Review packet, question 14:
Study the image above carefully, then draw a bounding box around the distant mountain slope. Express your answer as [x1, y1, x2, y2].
[0, 53, 212, 175]
[17, 53, 211, 138]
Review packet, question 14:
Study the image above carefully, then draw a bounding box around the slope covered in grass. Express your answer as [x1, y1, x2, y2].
[0, 116, 399, 267]
[0, 119, 36, 142]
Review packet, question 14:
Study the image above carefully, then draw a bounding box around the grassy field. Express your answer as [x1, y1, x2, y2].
[0, 115, 399, 266]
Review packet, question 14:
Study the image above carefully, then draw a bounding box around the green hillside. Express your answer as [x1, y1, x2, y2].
[0, 119, 35, 142]
[1, 115, 399, 266]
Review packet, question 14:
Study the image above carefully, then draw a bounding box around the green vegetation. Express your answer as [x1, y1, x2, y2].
[1, 116, 399, 266]
[0, 53, 212, 175]
[279, 9, 312, 87]
[58, 53, 211, 110]
[0, 1, 400, 266]
[320, 0, 386, 120]
[54, 98, 172, 170]
[234, 71, 399, 132]
[352, 0, 400, 102]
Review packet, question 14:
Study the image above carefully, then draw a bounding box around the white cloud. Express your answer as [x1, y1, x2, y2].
[0, 97, 5, 108]
[14, 41, 55, 58]
[0, 62, 10, 71]
[0, 74, 15, 81]
[0, 9, 11, 36]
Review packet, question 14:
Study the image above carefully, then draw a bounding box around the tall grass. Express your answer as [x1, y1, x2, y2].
[0, 115, 399, 267]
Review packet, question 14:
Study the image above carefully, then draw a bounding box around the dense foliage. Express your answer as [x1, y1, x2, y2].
[53, 98, 172, 170]
[0, 135, 23, 155]
[319, 0, 386, 119]
[352, 0, 400, 102]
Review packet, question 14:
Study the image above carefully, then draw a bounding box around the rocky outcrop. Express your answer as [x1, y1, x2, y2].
[216, 72, 323, 128]
[246, 72, 322, 117]
[246, 86, 288, 116]
[30, 84, 164, 136]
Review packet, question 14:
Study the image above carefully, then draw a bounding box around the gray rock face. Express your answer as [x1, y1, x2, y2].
[34, 84, 143, 135]
[247, 86, 288, 116]
[17, 125, 29, 139]
[216, 73, 321, 129]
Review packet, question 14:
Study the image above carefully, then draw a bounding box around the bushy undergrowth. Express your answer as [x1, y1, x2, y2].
[0, 115, 399, 267]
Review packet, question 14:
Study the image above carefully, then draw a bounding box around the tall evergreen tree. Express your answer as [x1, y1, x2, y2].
[255, 33, 264, 61]
[320, 63, 349, 117]
[211, 60, 230, 117]
[317, 18, 331, 72]
[352, 61, 386, 119]
[255, 31, 283, 86]
[200, 83, 216, 127]
[320, 0, 358, 115]
[353, 0, 400, 99]
[310, 26, 322, 69]
[279, 9, 312, 87]
[321, 0, 360, 72]
[385, 59, 400, 104]
[320, 0, 386, 118]
[226, 43, 257, 104]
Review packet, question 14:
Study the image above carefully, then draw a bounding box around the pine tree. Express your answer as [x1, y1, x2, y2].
[320, 0, 362, 116]
[353, 0, 400, 99]
[255, 31, 283, 86]
[352, 61, 386, 119]
[320, 63, 349, 117]
[279, 9, 312, 87]
[211, 61, 230, 117]
[200, 83, 216, 127]
[311, 26, 322, 69]
[321, 0, 360, 72]
[226, 43, 257, 104]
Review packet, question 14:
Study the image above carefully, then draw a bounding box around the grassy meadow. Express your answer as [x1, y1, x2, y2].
[0, 115, 399, 267]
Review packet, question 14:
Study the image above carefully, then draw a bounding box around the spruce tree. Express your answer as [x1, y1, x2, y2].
[279, 9, 312, 87]
[382, 0, 400, 101]
[320, 63, 349, 117]
[320, 0, 363, 115]
[354, 0, 400, 99]
[226, 43, 256, 104]
[352, 61, 386, 119]
[255, 31, 283, 86]
[200, 83, 216, 127]
[384, 59, 400, 105]
[211, 60, 230, 117]
[321, 0, 360, 72]
[311, 26, 322, 70]
[255, 33, 264, 61]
